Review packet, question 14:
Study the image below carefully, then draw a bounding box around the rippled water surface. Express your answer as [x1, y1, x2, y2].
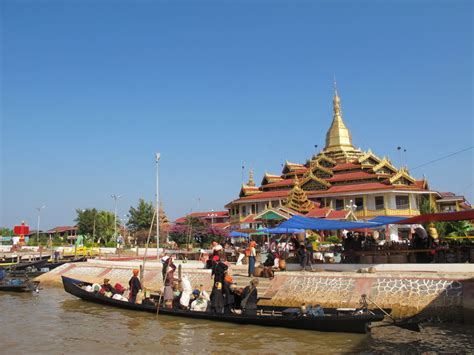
[0, 288, 473, 354]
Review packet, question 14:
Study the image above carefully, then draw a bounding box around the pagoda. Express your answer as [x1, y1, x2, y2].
[225, 83, 474, 240]
[284, 179, 315, 214]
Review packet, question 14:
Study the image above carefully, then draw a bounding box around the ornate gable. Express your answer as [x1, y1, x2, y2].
[261, 172, 282, 186]
[282, 161, 305, 174]
[358, 149, 381, 166]
[373, 157, 397, 175]
[300, 171, 331, 191]
[239, 184, 261, 198]
[389, 168, 416, 185]
[309, 160, 334, 179]
[314, 154, 336, 168]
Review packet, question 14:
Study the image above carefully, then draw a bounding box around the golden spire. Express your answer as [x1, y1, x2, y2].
[324, 81, 355, 152]
[248, 169, 255, 187]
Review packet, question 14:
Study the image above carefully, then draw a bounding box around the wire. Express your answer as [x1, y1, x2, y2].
[411, 146, 473, 170]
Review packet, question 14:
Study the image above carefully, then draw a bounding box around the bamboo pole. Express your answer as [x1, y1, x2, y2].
[141, 209, 157, 288]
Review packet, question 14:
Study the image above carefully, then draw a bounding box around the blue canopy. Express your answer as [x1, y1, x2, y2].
[261, 227, 305, 234]
[367, 216, 407, 225]
[278, 215, 381, 230]
[229, 231, 249, 238]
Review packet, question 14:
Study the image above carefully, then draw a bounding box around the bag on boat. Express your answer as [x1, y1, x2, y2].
[104, 291, 113, 298]
[85, 285, 93, 292]
[112, 294, 127, 301]
[135, 291, 144, 304]
[92, 283, 101, 292]
[114, 283, 125, 294]
[179, 275, 192, 309]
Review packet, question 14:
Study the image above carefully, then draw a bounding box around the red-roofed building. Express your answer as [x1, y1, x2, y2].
[175, 211, 230, 226]
[224, 87, 469, 235]
[47, 226, 78, 240]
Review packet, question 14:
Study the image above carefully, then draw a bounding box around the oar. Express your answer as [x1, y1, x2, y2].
[364, 294, 421, 332]
[156, 289, 163, 316]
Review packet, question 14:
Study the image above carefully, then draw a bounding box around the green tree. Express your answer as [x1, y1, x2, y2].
[75, 208, 117, 244]
[0, 228, 14, 236]
[127, 199, 156, 245]
[127, 199, 155, 232]
[418, 198, 468, 239]
[419, 198, 446, 237]
[76, 208, 99, 236]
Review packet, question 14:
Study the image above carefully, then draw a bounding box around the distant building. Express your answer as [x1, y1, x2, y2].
[47, 226, 78, 240]
[225, 86, 470, 231]
[175, 211, 230, 229]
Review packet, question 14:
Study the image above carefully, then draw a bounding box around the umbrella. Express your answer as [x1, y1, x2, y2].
[229, 231, 249, 238]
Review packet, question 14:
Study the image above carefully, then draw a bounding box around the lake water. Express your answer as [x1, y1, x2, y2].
[0, 288, 473, 354]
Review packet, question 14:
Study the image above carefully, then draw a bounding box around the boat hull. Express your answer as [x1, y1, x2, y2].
[62, 276, 383, 334]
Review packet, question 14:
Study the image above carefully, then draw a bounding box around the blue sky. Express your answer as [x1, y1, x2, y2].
[1, 0, 473, 229]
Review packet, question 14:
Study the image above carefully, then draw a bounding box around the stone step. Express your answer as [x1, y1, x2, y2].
[231, 274, 272, 295]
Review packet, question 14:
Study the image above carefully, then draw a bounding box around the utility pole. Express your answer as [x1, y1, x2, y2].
[36, 205, 46, 245]
[156, 152, 161, 258]
[111, 194, 122, 244]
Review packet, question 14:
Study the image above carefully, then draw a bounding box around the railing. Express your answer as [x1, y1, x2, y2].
[355, 208, 420, 218]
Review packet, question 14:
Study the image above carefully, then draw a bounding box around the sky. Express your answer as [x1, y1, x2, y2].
[1, 0, 473, 230]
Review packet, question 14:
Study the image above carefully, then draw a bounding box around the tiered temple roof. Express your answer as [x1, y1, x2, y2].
[227, 86, 429, 206]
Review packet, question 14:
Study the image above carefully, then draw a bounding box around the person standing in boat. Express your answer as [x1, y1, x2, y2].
[223, 274, 235, 314]
[211, 256, 228, 284]
[128, 269, 142, 303]
[162, 257, 177, 308]
[248, 240, 257, 277]
[241, 278, 259, 315]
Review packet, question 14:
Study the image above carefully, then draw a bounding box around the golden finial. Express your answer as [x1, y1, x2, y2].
[248, 169, 255, 187]
[333, 76, 341, 116]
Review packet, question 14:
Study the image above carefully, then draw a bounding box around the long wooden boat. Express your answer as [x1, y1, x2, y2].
[45, 257, 87, 270]
[62, 276, 384, 333]
[0, 280, 40, 293]
[9, 259, 48, 271]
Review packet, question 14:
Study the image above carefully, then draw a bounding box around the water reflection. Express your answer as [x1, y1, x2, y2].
[0, 288, 473, 354]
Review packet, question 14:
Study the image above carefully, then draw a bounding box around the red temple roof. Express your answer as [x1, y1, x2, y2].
[212, 222, 231, 230]
[327, 171, 375, 182]
[332, 163, 361, 171]
[326, 210, 350, 219]
[262, 179, 296, 188]
[305, 207, 331, 218]
[241, 214, 257, 223]
[239, 190, 290, 201]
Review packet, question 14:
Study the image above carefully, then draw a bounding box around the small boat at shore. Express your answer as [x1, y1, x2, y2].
[0, 279, 40, 293]
[62, 276, 384, 333]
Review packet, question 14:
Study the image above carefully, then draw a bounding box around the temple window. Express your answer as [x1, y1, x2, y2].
[242, 206, 247, 215]
[395, 195, 409, 210]
[355, 197, 364, 211]
[335, 199, 344, 210]
[375, 196, 384, 210]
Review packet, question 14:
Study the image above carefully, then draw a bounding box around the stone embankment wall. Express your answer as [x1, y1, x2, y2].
[37, 261, 474, 323]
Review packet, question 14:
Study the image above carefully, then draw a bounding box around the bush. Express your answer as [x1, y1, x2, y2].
[105, 241, 116, 248]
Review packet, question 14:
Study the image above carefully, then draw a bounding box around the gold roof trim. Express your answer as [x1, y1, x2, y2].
[358, 149, 381, 165]
[300, 170, 332, 188]
[372, 157, 397, 174]
[309, 160, 334, 176]
[314, 153, 336, 166]
[389, 167, 416, 185]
